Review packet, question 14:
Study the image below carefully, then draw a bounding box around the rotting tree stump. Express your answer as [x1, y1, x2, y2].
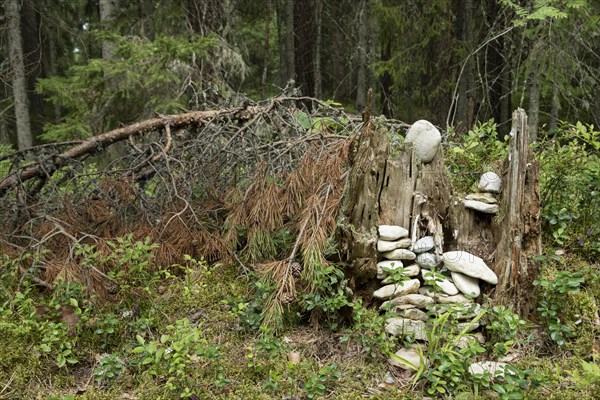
[492, 109, 542, 317]
[338, 116, 454, 294]
[339, 109, 541, 318]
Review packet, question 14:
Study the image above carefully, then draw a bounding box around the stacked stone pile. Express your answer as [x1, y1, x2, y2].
[463, 171, 502, 215]
[373, 219, 500, 372]
[369, 119, 509, 376]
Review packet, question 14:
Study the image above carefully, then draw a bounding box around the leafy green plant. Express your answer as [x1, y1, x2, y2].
[534, 266, 585, 345]
[301, 264, 352, 330]
[484, 306, 528, 357]
[94, 353, 124, 383]
[538, 122, 600, 257]
[303, 364, 341, 399]
[569, 359, 600, 393]
[340, 301, 395, 358]
[132, 318, 222, 396]
[446, 119, 508, 193]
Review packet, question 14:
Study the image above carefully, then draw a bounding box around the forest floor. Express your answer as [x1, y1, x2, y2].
[1, 253, 599, 400]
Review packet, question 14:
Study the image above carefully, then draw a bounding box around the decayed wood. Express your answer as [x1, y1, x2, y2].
[341, 123, 454, 284]
[339, 118, 389, 282]
[493, 108, 541, 317]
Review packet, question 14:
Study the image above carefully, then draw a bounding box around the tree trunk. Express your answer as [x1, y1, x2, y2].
[262, 0, 271, 87]
[339, 118, 453, 292]
[293, 0, 315, 96]
[6, 0, 33, 150]
[380, 41, 393, 118]
[99, 0, 119, 60]
[285, 0, 295, 82]
[493, 109, 541, 317]
[528, 60, 540, 142]
[455, 0, 474, 132]
[549, 85, 560, 133]
[356, 0, 368, 112]
[313, 0, 323, 99]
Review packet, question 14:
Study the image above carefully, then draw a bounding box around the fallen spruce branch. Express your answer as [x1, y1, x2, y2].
[0, 107, 245, 197]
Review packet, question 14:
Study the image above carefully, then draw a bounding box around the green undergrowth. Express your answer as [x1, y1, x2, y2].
[2, 239, 599, 399]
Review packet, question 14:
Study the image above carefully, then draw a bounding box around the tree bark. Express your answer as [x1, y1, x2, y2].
[528, 59, 540, 142]
[455, 0, 474, 132]
[380, 41, 393, 118]
[285, 0, 295, 82]
[262, 0, 271, 87]
[493, 108, 541, 317]
[99, 0, 119, 60]
[6, 0, 33, 150]
[356, 0, 368, 112]
[293, 0, 315, 96]
[549, 85, 560, 132]
[313, 0, 323, 99]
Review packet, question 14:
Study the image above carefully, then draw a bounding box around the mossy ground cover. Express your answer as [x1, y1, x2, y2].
[1, 245, 599, 399]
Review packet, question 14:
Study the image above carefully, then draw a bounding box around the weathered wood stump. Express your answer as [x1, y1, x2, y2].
[340, 108, 541, 318]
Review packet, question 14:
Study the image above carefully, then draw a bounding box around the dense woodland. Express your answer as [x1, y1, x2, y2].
[1, 0, 599, 147]
[0, 1, 600, 399]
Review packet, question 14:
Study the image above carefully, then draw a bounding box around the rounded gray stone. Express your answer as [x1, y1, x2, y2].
[413, 236, 435, 253]
[416, 252, 442, 268]
[404, 120, 442, 163]
[478, 172, 502, 194]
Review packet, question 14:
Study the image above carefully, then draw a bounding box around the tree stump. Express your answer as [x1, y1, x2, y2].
[340, 109, 541, 318]
[492, 108, 542, 317]
[339, 118, 453, 289]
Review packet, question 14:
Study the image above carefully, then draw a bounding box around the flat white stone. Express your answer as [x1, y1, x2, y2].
[385, 318, 428, 340]
[434, 293, 473, 305]
[382, 248, 416, 261]
[388, 348, 423, 370]
[413, 236, 435, 254]
[378, 225, 409, 241]
[465, 193, 498, 204]
[464, 200, 499, 214]
[373, 279, 420, 300]
[468, 361, 509, 377]
[388, 294, 435, 308]
[377, 238, 412, 252]
[377, 260, 404, 279]
[398, 308, 429, 321]
[478, 172, 502, 193]
[451, 271, 481, 297]
[404, 120, 442, 163]
[416, 252, 442, 268]
[418, 286, 436, 297]
[421, 269, 459, 295]
[442, 251, 498, 284]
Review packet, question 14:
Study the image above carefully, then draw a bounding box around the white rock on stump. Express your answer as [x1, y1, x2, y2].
[450, 271, 481, 298]
[412, 236, 435, 254]
[404, 120, 442, 163]
[382, 248, 417, 261]
[373, 279, 420, 300]
[421, 269, 459, 295]
[378, 225, 409, 241]
[464, 200, 499, 215]
[442, 251, 498, 284]
[478, 172, 502, 194]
